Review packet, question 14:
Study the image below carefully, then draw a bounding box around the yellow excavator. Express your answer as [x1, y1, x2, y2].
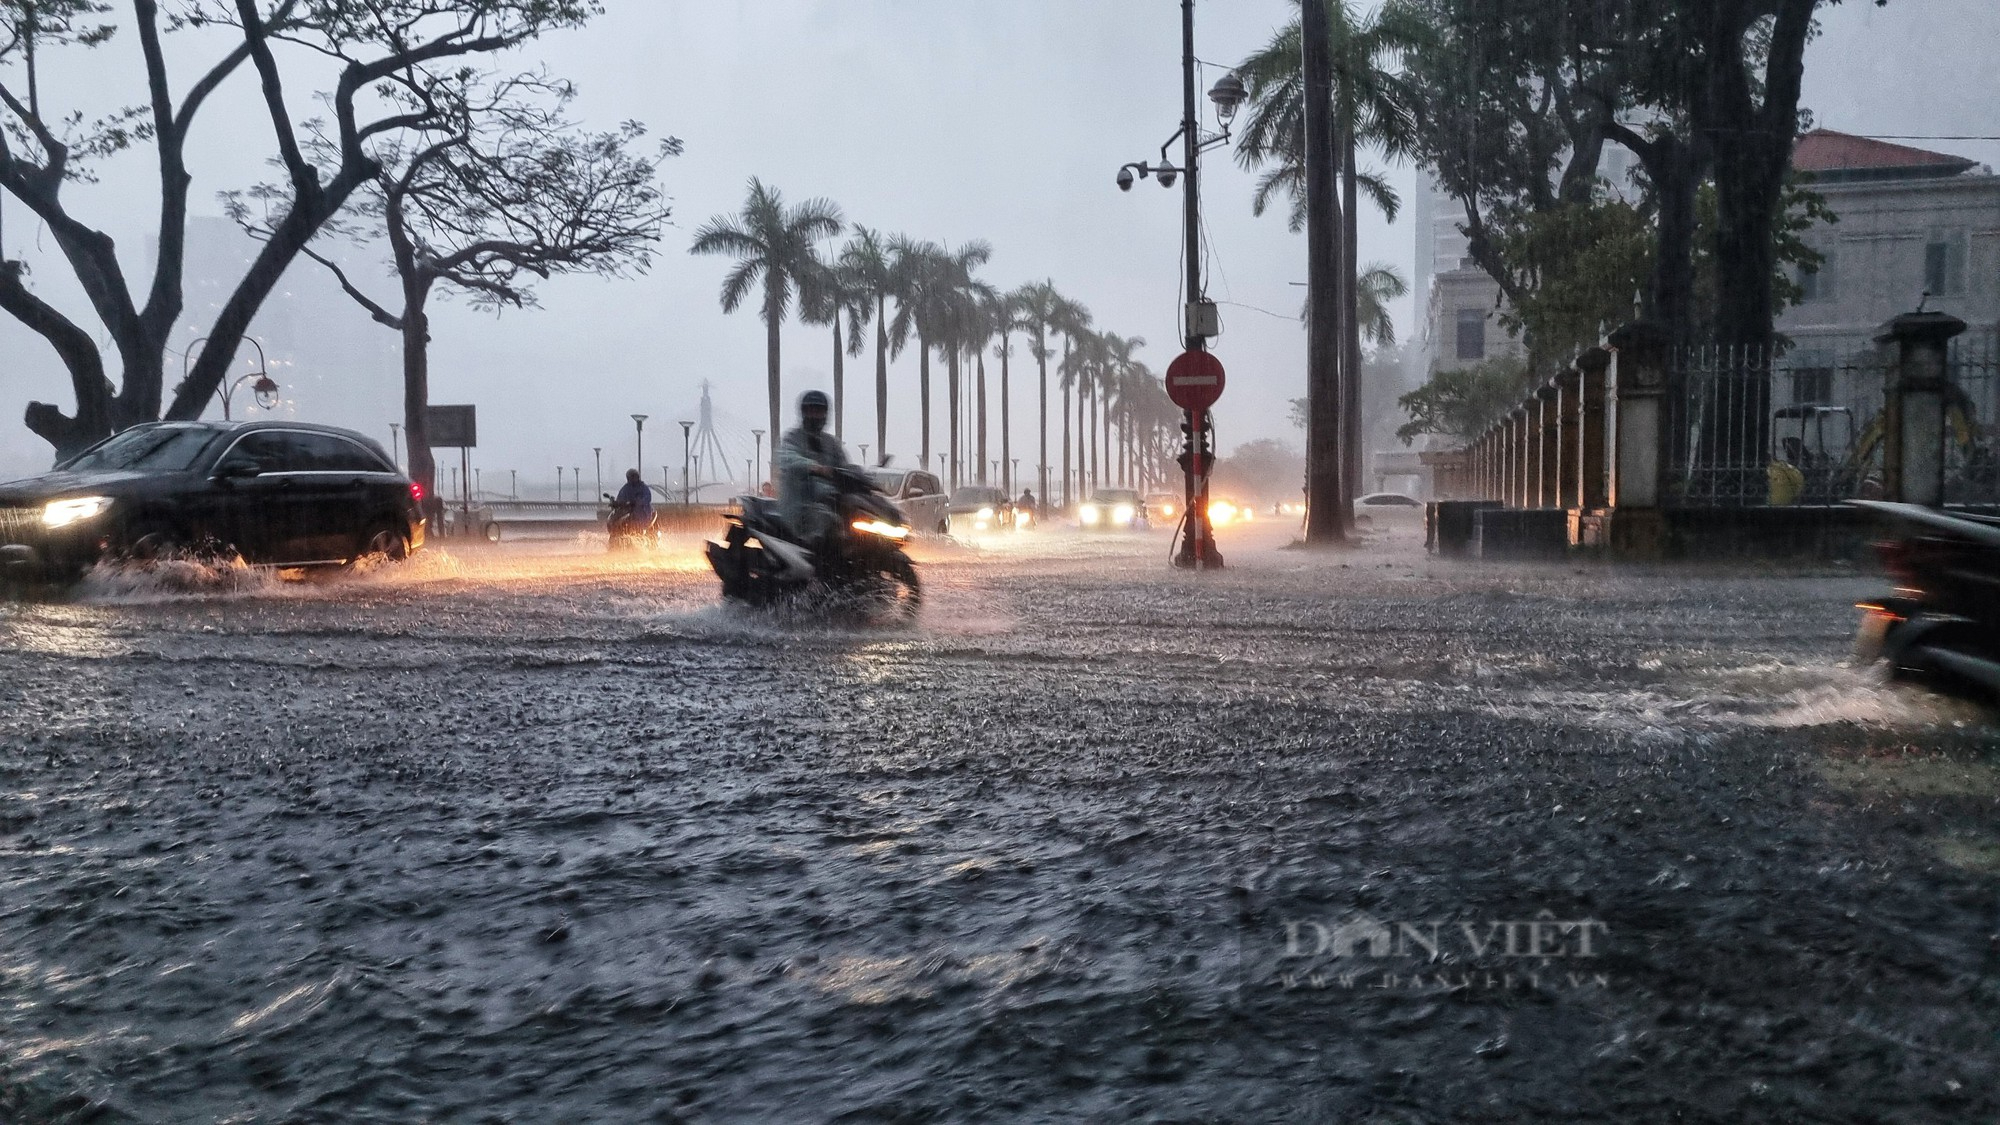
[1767, 385, 1992, 504]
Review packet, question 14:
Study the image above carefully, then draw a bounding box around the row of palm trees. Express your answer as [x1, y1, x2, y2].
[691, 177, 1178, 503]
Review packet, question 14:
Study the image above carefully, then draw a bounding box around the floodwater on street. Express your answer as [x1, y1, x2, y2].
[1, 513, 1996, 1122]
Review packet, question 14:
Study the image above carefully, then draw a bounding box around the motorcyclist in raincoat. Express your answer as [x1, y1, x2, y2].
[776, 390, 855, 550]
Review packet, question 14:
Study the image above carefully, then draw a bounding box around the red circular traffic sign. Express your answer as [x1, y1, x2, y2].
[1165, 350, 1226, 412]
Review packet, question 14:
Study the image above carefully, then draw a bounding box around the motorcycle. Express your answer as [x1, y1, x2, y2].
[705, 464, 921, 617]
[603, 493, 662, 552]
[1852, 499, 2000, 701]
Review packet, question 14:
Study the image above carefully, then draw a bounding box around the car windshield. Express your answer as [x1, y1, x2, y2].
[62, 425, 218, 472]
[952, 488, 1002, 504]
[1092, 490, 1140, 503]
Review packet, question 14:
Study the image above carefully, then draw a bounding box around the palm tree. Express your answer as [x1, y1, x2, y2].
[1101, 333, 1145, 489]
[888, 238, 947, 472]
[1295, 261, 1407, 345]
[1051, 296, 1093, 506]
[988, 290, 1023, 493]
[802, 257, 871, 441]
[691, 178, 844, 478]
[1011, 281, 1063, 503]
[839, 225, 905, 464]
[934, 241, 992, 489]
[1237, 0, 1423, 497]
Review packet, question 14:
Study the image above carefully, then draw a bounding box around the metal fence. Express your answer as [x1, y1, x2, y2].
[1663, 329, 2000, 508]
[1946, 329, 2000, 505]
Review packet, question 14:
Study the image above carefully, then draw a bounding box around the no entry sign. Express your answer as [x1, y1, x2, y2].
[1165, 350, 1226, 412]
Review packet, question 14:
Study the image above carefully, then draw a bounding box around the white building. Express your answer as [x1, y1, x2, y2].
[1779, 129, 2000, 369]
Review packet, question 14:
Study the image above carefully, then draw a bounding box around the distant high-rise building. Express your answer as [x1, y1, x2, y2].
[170, 217, 400, 438]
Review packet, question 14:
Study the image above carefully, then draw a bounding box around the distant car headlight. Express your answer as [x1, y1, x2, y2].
[977, 506, 994, 521]
[1080, 504, 1101, 525]
[43, 496, 111, 529]
[1239, 507, 1254, 522]
[1208, 500, 1237, 526]
[1111, 503, 1135, 524]
[1157, 503, 1175, 518]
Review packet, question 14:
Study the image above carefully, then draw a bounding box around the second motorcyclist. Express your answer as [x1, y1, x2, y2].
[776, 390, 855, 552]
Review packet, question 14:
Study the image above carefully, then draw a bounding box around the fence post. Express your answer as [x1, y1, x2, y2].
[1606, 321, 1673, 556]
[1511, 405, 1531, 507]
[1876, 310, 1966, 507]
[1555, 366, 1582, 510]
[1537, 381, 1561, 508]
[1577, 347, 1612, 510]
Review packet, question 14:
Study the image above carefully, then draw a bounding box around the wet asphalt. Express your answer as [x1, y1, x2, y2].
[0, 514, 1996, 1123]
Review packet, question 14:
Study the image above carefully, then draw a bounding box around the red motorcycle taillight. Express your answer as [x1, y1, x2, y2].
[410, 481, 425, 504]
[1874, 538, 1917, 582]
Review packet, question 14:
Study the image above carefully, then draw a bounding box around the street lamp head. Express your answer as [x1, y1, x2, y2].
[251, 374, 280, 411]
[1116, 165, 1135, 192]
[632, 414, 648, 426]
[1208, 71, 1248, 125]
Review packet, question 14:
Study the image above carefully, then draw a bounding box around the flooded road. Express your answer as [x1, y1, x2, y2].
[2, 516, 1996, 1122]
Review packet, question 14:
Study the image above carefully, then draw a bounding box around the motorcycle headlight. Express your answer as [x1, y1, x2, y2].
[43, 496, 112, 529]
[1111, 504, 1135, 524]
[851, 518, 909, 541]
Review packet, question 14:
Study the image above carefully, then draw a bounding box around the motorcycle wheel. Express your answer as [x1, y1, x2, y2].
[880, 554, 922, 618]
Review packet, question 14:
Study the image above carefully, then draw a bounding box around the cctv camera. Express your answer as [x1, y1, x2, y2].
[1116, 166, 1135, 192]
[1158, 167, 1178, 189]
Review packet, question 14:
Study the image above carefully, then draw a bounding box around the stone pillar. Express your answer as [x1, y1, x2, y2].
[1577, 347, 1612, 510]
[1556, 366, 1582, 509]
[1500, 415, 1515, 507]
[1538, 382, 1561, 508]
[1606, 322, 1674, 557]
[1514, 406, 1533, 508]
[1876, 310, 1966, 507]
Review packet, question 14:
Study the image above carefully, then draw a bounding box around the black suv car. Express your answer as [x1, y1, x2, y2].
[0, 420, 425, 581]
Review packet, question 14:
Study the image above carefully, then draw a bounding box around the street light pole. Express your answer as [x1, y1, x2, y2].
[389, 423, 401, 471]
[593, 447, 602, 500]
[631, 414, 648, 480]
[752, 429, 765, 488]
[1114, 2, 1240, 570]
[679, 420, 694, 505]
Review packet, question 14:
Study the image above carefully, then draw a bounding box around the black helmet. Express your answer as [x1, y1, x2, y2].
[798, 390, 830, 413]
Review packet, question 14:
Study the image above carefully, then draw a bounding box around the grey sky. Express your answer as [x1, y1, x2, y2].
[2, 0, 1995, 486]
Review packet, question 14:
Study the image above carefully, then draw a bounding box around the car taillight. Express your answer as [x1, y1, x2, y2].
[410, 481, 425, 504]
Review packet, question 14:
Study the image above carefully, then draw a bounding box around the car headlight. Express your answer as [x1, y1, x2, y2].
[1208, 501, 1236, 526]
[43, 496, 111, 528]
[1111, 503, 1135, 524]
[1157, 503, 1175, 518]
[1080, 504, 1101, 524]
[977, 506, 994, 521]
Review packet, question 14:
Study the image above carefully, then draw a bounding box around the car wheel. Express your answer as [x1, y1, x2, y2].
[120, 521, 184, 564]
[355, 523, 410, 566]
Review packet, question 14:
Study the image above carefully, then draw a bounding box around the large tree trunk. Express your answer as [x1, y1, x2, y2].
[1061, 381, 1072, 508]
[6, 261, 114, 459]
[1037, 344, 1049, 503]
[401, 275, 441, 525]
[1342, 124, 1363, 501]
[918, 335, 932, 473]
[976, 347, 989, 484]
[765, 301, 782, 484]
[875, 294, 888, 463]
[831, 310, 844, 439]
[946, 345, 961, 489]
[999, 338, 1011, 493]
[1301, 0, 1349, 544]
